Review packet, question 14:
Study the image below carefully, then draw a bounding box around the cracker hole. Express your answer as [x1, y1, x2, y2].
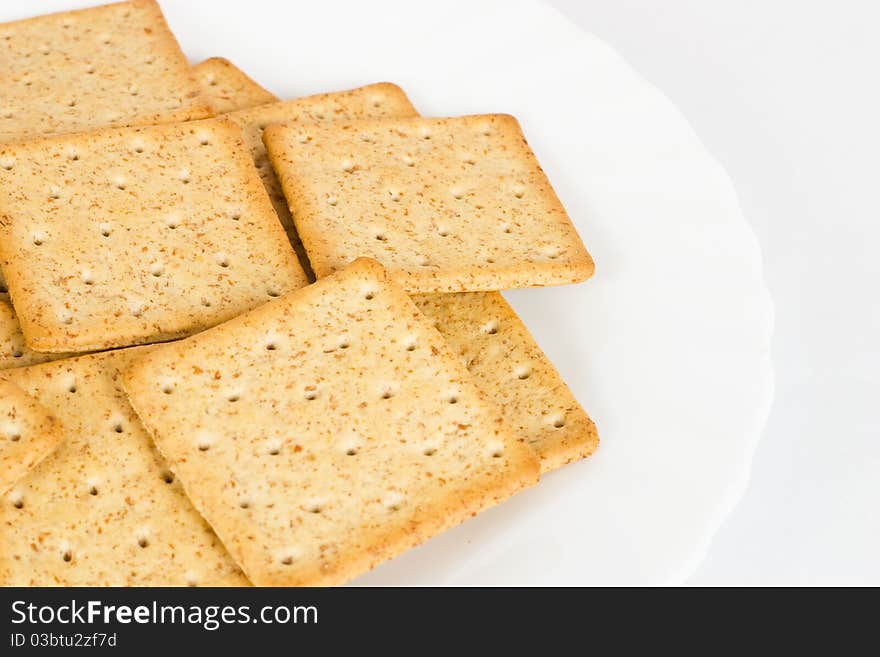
[280, 555, 293, 565]
[307, 504, 322, 514]
[341, 160, 355, 173]
[345, 447, 358, 456]
[178, 171, 191, 184]
[327, 196, 338, 206]
[482, 321, 499, 335]
[100, 224, 112, 237]
[12, 494, 24, 509]
[229, 210, 241, 221]
[82, 272, 94, 285]
[265, 341, 278, 351]
[381, 389, 394, 400]
[227, 394, 240, 403]
[68, 150, 79, 161]
[516, 367, 532, 380]
[49, 187, 61, 199]
[138, 537, 149, 548]
[216, 254, 230, 268]
[62, 550, 72, 562]
[423, 447, 436, 456]
[197, 439, 211, 451]
[239, 499, 251, 509]
[447, 395, 459, 404]
[164, 217, 178, 229]
[0, 158, 13, 171]
[151, 265, 163, 277]
[8, 432, 21, 442]
[364, 291, 375, 300]
[267, 288, 280, 298]
[201, 298, 212, 307]
[375, 233, 387, 242]
[402, 155, 415, 167]
[89, 485, 98, 496]
[12, 350, 22, 359]
[32, 234, 45, 246]
[304, 390, 318, 401]
[114, 423, 124, 433]
[161, 471, 175, 484]
[491, 449, 504, 458]
[68, 384, 77, 393]
[161, 384, 174, 394]
[405, 339, 417, 352]
[438, 229, 450, 237]
[339, 340, 350, 349]
[268, 443, 281, 456]
[553, 417, 566, 428]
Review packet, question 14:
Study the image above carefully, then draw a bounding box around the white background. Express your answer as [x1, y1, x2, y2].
[548, 0, 880, 584]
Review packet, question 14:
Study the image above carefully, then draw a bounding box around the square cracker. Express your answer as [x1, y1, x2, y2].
[263, 114, 594, 293]
[0, 118, 307, 353]
[0, 349, 248, 586]
[193, 57, 278, 114]
[413, 292, 598, 473]
[0, 379, 64, 495]
[0, 0, 212, 143]
[225, 82, 418, 279]
[123, 258, 539, 586]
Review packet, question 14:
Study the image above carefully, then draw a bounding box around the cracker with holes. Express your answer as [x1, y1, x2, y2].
[0, 380, 65, 495]
[193, 57, 278, 114]
[0, 349, 248, 586]
[0, 301, 67, 369]
[225, 82, 418, 278]
[0, 118, 307, 353]
[0, 0, 211, 143]
[263, 114, 594, 292]
[413, 292, 598, 473]
[122, 258, 539, 586]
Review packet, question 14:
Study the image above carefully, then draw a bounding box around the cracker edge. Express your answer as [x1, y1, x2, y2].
[0, 379, 65, 495]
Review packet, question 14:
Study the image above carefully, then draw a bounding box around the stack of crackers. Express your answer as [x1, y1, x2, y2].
[0, 0, 597, 586]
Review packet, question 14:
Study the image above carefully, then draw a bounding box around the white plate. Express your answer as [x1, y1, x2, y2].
[11, 0, 775, 585]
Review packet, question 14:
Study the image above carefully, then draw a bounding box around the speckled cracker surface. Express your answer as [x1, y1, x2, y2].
[0, 301, 66, 369]
[263, 114, 594, 293]
[0, 118, 307, 353]
[123, 258, 539, 586]
[0, 380, 64, 495]
[0, 0, 212, 142]
[193, 57, 278, 114]
[0, 349, 248, 586]
[226, 83, 418, 279]
[414, 292, 598, 473]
